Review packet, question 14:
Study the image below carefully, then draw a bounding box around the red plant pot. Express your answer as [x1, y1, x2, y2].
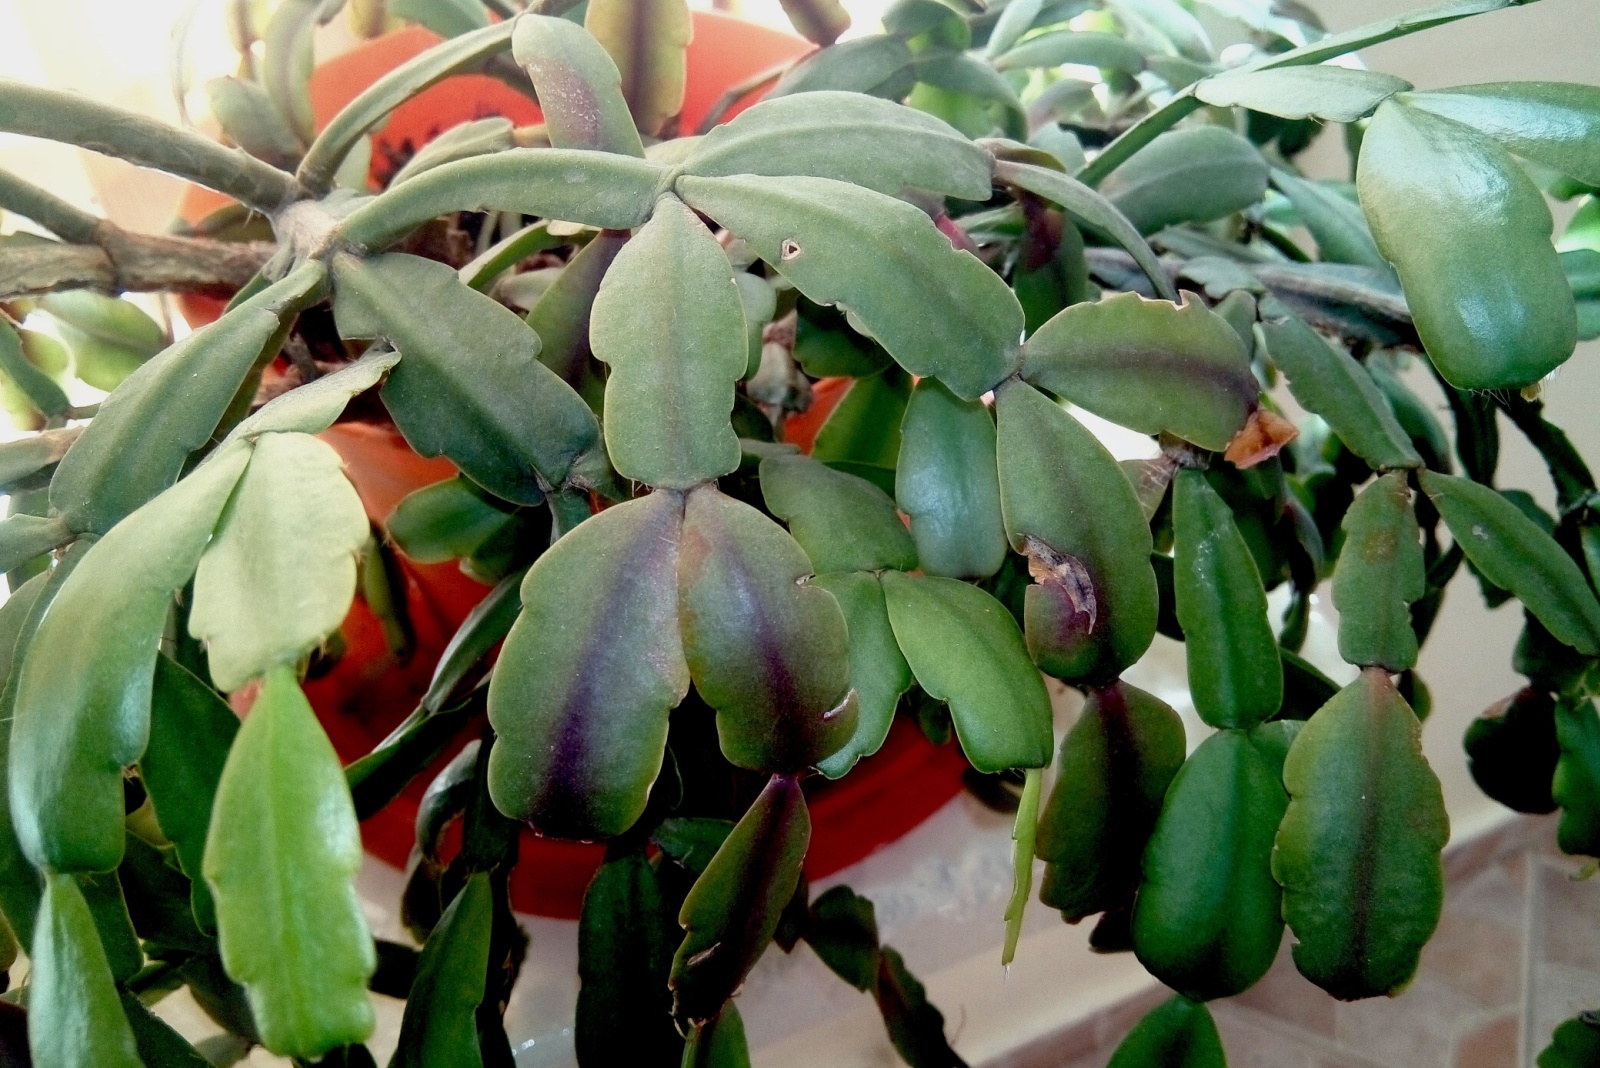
[179, 17, 969, 919]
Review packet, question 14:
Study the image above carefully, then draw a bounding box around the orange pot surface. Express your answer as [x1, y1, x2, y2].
[178, 22, 968, 919]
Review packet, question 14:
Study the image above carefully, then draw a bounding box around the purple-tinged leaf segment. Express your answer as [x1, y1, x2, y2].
[487, 490, 689, 839]
[512, 15, 646, 157]
[1020, 292, 1257, 452]
[678, 485, 856, 772]
[671, 774, 810, 1026]
[1036, 680, 1184, 922]
[996, 380, 1157, 684]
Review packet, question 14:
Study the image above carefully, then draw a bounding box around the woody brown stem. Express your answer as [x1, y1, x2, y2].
[0, 224, 277, 301]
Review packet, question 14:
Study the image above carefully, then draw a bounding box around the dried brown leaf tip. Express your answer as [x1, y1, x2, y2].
[1023, 534, 1098, 632]
[1224, 407, 1298, 468]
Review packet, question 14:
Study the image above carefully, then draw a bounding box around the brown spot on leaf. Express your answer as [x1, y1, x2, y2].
[1224, 407, 1298, 468]
[1022, 534, 1098, 632]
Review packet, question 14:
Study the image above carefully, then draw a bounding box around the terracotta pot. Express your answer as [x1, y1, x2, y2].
[180, 17, 969, 919]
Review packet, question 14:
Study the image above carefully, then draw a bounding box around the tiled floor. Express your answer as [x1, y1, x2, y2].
[997, 814, 1600, 1068]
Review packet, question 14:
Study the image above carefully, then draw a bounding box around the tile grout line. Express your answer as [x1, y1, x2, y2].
[1216, 1001, 1400, 1068]
[1520, 854, 1541, 1067]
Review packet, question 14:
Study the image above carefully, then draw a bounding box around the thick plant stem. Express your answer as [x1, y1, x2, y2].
[0, 230, 277, 301]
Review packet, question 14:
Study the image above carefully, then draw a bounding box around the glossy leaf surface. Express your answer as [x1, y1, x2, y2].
[1196, 67, 1409, 121]
[677, 173, 1023, 401]
[1402, 82, 1600, 187]
[576, 853, 683, 1065]
[332, 252, 603, 503]
[190, 433, 368, 692]
[1275, 668, 1449, 1000]
[760, 453, 916, 574]
[1357, 99, 1576, 390]
[591, 195, 745, 489]
[1332, 473, 1424, 670]
[996, 380, 1157, 683]
[678, 486, 854, 772]
[585, 0, 691, 137]
[1553, 700, 1600, 858]
[1020, 293, 1257, 452]
[1105, 995, 1225, 1068]
[881, 570, 1052, 772]
[1132, 729, 1287, 1001]
[1256, 302, 1419, 471]
[204, 666, 375, 1057]
[1420, 471, 1600, 656]
[1173, 469, 1282, 729]
[11, 446, 249, 872]
[1036, 681, 1184, 922]
[390, 872, 491, 1068]
[812, 573, 914, 779]
[683, 91, 992, 200]
[1099, 126, 1268, 234]
[50, 264, 322, 534]
[28, 874, 143, 1068]
[671, 775, 809, 1025]
[141, 655, 239, 931]
[0, 570, 48, 946]
[487, 491, 688, 839]
[512, 14, 645, 157]
[336, 149, 663, 250]
[896, 379, 1006, 580]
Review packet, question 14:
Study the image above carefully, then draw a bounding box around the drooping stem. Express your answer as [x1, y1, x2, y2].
[0, 169, 100, 245]
[0, 79, 303, 213]
[296, 21, 518, 194]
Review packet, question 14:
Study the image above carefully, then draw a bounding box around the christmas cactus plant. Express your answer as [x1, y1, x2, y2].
[0, 0, 1598, 1064]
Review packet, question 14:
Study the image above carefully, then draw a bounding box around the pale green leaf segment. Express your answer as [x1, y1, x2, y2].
[1195, 66, 1410, 122]
[204, 665, 375, 1058]
[189, 433, 370, 693]
[590, 194, 746, 489]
